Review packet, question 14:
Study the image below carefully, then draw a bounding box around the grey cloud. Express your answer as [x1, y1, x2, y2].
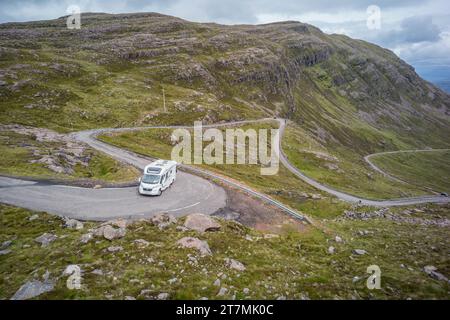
[0, 0, 429, 24]
[401, 16, 441, 43]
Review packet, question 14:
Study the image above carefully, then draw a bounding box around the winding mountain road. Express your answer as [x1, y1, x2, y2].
[1, 118, 449, 222]
[277, 120, 449, 207]
[364, 149, 450, 190]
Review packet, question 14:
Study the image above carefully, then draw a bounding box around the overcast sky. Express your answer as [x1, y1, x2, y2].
[1, 0, 449, 90]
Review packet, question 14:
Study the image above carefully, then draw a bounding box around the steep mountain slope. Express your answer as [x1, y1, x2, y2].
[0, 12, 449, 156]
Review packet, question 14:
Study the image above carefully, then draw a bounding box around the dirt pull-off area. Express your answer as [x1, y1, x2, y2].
[214, 186, 309, 234]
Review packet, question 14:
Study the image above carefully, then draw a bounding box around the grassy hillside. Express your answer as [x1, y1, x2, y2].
[370, 150, 450, 193]
[282, 123, 427, 199]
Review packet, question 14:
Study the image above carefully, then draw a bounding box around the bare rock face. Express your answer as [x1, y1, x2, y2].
[184, 214, 221, 233]
[224, 258, 246, 271]
[177, 237, 212, 256]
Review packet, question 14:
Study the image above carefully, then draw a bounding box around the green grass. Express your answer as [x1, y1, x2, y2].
[370, 150, 450, 193]
[1, 204, 448, 300]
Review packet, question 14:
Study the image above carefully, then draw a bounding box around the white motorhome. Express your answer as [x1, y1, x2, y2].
[139, 160, 178, 196]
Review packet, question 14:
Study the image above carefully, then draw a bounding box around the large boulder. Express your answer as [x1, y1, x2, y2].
[177, 237, 212, 256]
[184, 214, 221, 233]
[102, 225, 126, 241]
[92, 225, 126, 241]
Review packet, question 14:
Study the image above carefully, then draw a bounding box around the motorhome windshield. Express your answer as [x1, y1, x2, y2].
[142, 174, 160, 184]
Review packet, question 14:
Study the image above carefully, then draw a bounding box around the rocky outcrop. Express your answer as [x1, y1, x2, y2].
[0, 125, 91, 175]
[184, 214, 221, 233]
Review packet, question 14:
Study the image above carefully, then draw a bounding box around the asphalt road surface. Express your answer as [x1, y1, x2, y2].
[0, 174, 226, 221]
[1, 119, 448, 222]
[0, 129, 227, 221]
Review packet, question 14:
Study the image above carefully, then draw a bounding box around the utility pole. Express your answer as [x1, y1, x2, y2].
[162, 87, 166, 112]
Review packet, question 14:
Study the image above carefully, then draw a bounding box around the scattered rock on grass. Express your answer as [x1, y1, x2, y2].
[1, 240, 13, 249]
[91, 269, 103, 276]
[107, 246, 123, 253]
[217, 287, 228, 296]
[34, 233, 57, 247]
[224, 258, 246, 271]
[134, 239, 150, 247]
[353, 249, 367, 256]
[0, 249, 12, 255]
[11, 280, 55, 300]
[328, 246, 335, 254]
[177, 237, 212, 256]
[80, 233, 93, 244]
[157, 293, 169, 300]
[150, 213, 177, 230]
[423, 266, 448, 282]
[64, 218, 84, 230]
[101, 225, 126, 241]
